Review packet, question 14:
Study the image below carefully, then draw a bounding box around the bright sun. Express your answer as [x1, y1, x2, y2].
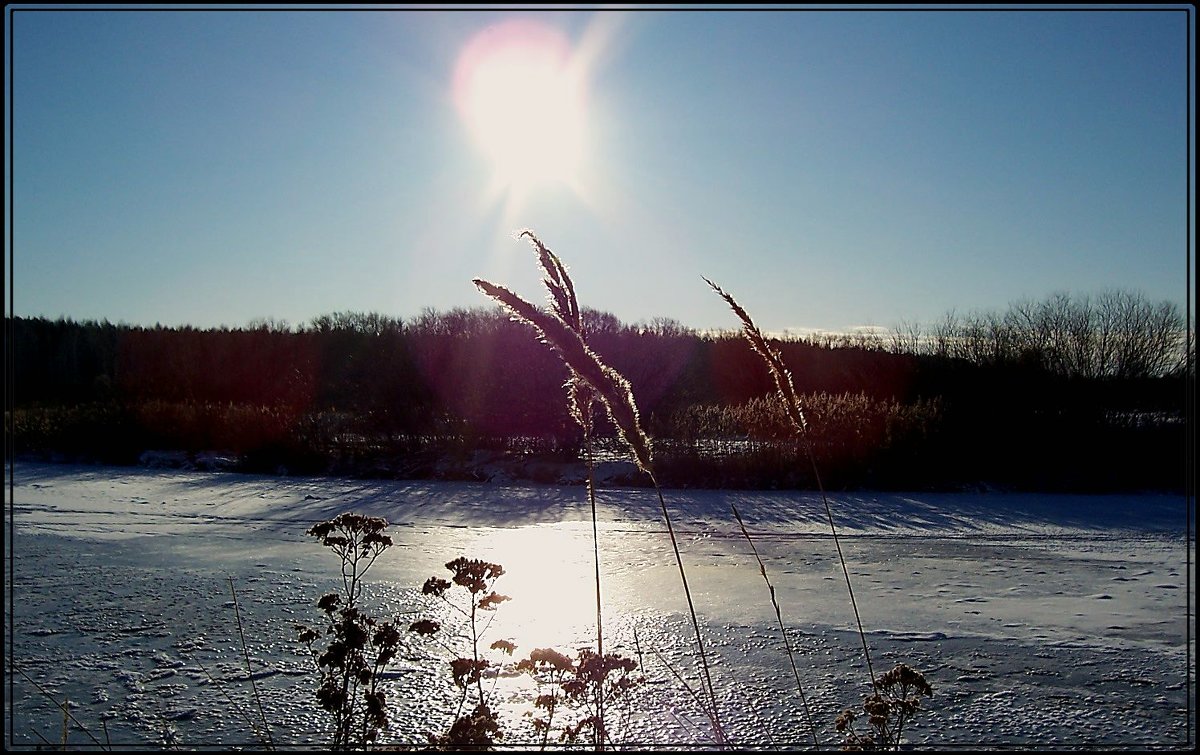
[454, 20, 588, 194]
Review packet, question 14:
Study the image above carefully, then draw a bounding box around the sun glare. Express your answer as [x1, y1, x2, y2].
[454, 20, 588, 195]
[465, 523, 601, 651]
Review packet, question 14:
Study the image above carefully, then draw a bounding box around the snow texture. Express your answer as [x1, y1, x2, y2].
[6, 462, 1195, 749]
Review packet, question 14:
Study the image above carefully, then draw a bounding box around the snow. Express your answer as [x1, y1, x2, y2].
[5, 461, 1195, 749]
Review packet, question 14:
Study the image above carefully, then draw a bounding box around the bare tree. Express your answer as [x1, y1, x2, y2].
[893, 290, 1186, 379]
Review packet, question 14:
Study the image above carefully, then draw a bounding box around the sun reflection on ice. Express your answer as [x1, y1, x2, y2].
[464, 522, 604, 655]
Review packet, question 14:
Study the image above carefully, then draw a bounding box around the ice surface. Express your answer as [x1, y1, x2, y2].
[5, 462, 1195, 749]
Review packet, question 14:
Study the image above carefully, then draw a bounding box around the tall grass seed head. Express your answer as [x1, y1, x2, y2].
[473, 278, 654, 473]
[704, 276, 808, 433]
[519, 230, 581, 333]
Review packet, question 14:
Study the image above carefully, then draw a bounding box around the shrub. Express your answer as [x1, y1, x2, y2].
[295, 513, 400, 749]
[409, 557, 513, 749]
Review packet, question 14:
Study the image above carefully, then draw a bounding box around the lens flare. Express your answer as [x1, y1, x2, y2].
[454, 20, 588, 195]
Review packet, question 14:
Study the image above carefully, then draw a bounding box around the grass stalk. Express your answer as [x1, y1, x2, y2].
[649, 472, 726, 744]
[521, 229, 609, 748]
[192, 654, 274, 746]
[12, 663, 109, 750]
[583, 427, 607, 750]
[808, 451, 878, 692]
[645, 644, 712, 742]
[476, 231, 726, 744]
[705, 276, 879, 694]
[731, 503, 819, 747]
[28, 726, 54, 749]
[228, 577, 275, 750]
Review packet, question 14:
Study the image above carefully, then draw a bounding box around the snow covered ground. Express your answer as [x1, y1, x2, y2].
[5, 461, 1195, 749]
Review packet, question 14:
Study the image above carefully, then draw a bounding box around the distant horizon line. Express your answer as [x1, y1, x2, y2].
[8, 286, 1193, 346]
[7, 309, 892, 341]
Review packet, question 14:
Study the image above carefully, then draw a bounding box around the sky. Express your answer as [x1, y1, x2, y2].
[6, 6, 1194, 335]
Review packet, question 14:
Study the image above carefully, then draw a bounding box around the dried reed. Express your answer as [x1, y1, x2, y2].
[13, 663, 110, 750]
[229, 577, 275, 749]
[471, 278, 653, 474]
[731, 504, 818, 747]
[705, 276, 879, 694]
[518, 230, 608, 747]
[475, 234, 725, 744]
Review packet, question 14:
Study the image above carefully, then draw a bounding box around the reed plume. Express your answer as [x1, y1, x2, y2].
[521, 229, 582, 333]
[703, 277, 807, 435]
[519, 230, 596, 440]
[475, 235, 725, 743]
[518, 229, 607, 748]
[472, 278, 654, 475]
[704, 276, 879, 696]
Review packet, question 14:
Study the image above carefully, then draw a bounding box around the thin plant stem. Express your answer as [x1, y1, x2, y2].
[584, 425, 607, 751]
[28, 727, 55, 748]
[731, 504, 819, 747]
[228, 577, 275, 750]
[476, 235, 724, 746]
[632, 627, 709, 745]
[192, 654, 273, 746]
[705, 276, 879, 694]
[12, 664, 108, 750]
[470, 601, 485, 707]
[649, 472, 726, 746]
[804, 444, 878, 693]
[520, 229, 609, 748]
[536, 671, 562, 750]
[647, 644, 711, 742]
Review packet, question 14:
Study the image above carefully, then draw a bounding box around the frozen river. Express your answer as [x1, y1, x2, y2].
[5, 462, 1195, 749]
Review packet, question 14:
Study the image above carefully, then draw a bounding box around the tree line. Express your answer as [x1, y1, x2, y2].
[5, 290, 1191, 491]
[891, 290, 1189, 379]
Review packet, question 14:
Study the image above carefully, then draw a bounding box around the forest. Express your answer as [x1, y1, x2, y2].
[5, 290, 1192, 492]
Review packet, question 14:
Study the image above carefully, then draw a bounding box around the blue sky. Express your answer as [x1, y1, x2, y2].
[7, 6, 1194, 334]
